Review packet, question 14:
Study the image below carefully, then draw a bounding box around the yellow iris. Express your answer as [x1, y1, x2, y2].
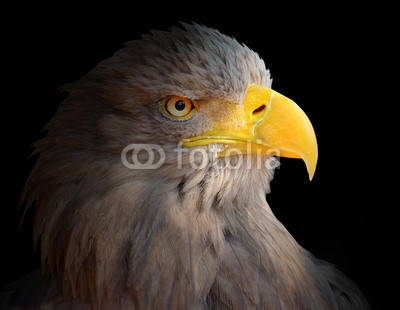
[161, 96, 197, 120]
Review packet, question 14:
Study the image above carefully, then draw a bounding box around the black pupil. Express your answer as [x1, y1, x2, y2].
[175, 100, 186, 111]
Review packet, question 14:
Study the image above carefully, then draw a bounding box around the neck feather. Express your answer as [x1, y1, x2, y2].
[26, 155, 336, 308]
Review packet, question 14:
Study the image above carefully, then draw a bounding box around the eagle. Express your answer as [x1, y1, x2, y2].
[1, 24, 370, 309]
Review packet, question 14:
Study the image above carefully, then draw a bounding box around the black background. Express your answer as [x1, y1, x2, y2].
[1, 4, 389, 309]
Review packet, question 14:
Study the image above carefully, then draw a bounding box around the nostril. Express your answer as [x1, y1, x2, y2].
[252, 104, 266, 116]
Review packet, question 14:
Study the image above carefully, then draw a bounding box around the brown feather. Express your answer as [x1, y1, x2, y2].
[9, 23, 371, 309]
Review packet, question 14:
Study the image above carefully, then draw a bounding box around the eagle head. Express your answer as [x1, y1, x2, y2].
[24, 24, 324, 308]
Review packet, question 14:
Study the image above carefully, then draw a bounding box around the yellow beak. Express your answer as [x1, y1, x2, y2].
[181, 84, 318, 180]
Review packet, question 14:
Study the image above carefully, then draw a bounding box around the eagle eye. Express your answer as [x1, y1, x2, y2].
[161, 96, 196, 120]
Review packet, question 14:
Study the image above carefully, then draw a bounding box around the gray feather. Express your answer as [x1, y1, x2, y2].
[5, 24, 371, 309]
